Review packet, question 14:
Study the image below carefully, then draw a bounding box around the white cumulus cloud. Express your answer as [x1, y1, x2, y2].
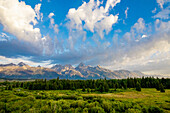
[132, 18, 146, 33]
[48, 12, 54, 18]
[0, 0, 55, 56]
[0, 0, 42, 44]
[66, 0, 120, 39]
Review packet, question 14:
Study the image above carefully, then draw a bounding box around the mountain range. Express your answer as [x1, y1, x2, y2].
[0, 62, 147, 80]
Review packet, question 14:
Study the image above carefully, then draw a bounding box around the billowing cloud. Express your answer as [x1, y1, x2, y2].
[105, 0, 121, 12]
[0, 0, 56, 56]
[110, 21, 169, 75]
[53, 24, 59, 34]
[95, 14, 118, 38]
[0, 0, 42, 44]
[153, 6, 170, 19]
[48, 12, 59, 34]
[66, 0, 120, 39]
[122, 18, 146, 42]
[116, 31, 170, 75]
[132, 18, 146, 33]
[80, 18, 170, 76]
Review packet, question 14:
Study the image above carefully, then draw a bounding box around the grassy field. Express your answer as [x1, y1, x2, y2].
[82, 88, 170, 111]
[0, 88, 169, 113]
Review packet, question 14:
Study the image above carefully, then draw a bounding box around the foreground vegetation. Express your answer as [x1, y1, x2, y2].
[0, 77, 169, 113]
[0, 88, 170, 113]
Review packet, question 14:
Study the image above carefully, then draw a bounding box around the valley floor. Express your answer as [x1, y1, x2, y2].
[0, 88, 170, 113]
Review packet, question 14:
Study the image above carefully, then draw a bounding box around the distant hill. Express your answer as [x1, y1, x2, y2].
[0, 62, 148, 79]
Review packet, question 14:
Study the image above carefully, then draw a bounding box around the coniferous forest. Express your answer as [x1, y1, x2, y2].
[3, 77, 170, 92]
[0, 77, 170, 113]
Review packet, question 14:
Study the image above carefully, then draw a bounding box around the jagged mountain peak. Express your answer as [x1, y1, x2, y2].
[64, 64, 73, 68]
[77, 62, 86, 68]
[96, 65, 102, 69]
[51, 64, 73, 69]
[18, 62, 27, 66]
[133, 70, 145, 76]
[51, 64, 74, 71]
[0, 62, 148, 79]
[0, 63, 16, 67]
[51, 63, 83, 77]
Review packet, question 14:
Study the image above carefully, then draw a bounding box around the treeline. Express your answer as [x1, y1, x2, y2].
[2, 77, 170, 92]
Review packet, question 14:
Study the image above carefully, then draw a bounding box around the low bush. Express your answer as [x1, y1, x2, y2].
[89, 106, 105, 113]
[15, 91, 28, 97]
[148, 106, 163, 113]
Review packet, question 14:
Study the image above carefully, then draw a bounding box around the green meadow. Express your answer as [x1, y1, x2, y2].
[0, 88, 169, 113]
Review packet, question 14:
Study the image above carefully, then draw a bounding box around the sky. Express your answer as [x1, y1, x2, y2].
[0, 0, 170, 76]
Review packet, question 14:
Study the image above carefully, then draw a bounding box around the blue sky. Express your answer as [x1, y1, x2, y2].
[0, 0, 170, 75]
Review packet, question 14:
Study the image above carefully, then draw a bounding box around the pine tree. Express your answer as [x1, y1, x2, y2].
[8, 85, 12, 90]
[104, 82, 109, 92]
[82, 86, 86, 92]
[155, 80, 160, 91]
[87, 88, 91, 93]
[16, 82, 20, 87]
[20, 82, 24, 88]
[136, 82, 141, 91]
[45, 83, 49, 90]
[123, 81, 127, 89]
[59, 83, 63, 90]
[99, 84, 104, 92]
[29, 83, 33, 90]
[160, 83, 165, 92]
[5, 86, 8, 90]
[53, 82, 58, 90]
[115, 83, 119, 90]
[71, 85, 76, 90]
[57, 77, 59, 81]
